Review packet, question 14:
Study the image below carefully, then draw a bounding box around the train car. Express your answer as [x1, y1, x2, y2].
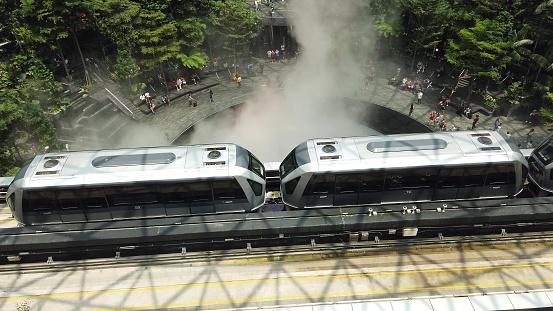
[527, 134, 553, 197]
[0, 176, 14, 201]
[279, 131, 528, 209]
[6, 144, 266, 226]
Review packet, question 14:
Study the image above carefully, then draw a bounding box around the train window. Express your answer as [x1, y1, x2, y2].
[485, 165, 512, 185]
[359, 172, 385, 192]
[280, 150, 298, 179]
[534, 139, 553, 165]
[248, 179, 263, 196]
[285, 177, 300, 194]
[106, 185, 162, 206]
[436, 168, 464, 188]
[162, 184, 191, 203]
[80, 188, 109, 209]
[190, 182, 213, 202]
[249, 154, 265, 178]
[213, 180, 246, 200]
[384, 168, 438, 190]
[55, 190, 82, 210]
[461, 166, 488, 187]
[13, 158, 33, 183]
[22, 191, 57, 213]
[305, 174, 335, 195]
[92, 153, 176, 168]
[335, 174, 360, 194]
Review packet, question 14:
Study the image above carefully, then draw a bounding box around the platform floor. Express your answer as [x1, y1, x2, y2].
[1, 240, 553, 310]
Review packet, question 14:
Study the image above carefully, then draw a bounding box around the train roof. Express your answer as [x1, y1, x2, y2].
[14, 144, 246, 189]
[301, 130, 522, 170]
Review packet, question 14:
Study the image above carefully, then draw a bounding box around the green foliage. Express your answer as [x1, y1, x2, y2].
[177, 50, 209, 69]
[376, 16, 402, 38]
[210, 0, 261, 46]
[482, 93, 498, 109]
[113, 45, 140, 81]
[539, 107, 553, 124]
[445, 13, 513, 80]
[504, 81, 525, 105]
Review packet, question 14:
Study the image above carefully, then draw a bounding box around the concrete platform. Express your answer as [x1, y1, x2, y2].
[2, 241, 553, 310]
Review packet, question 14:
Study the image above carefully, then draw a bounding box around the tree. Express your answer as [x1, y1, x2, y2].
[402, 0, 451, 68]
[445, 12, 514, 89]
[0, 56, 58, 175]
[210, 0, 261, 73]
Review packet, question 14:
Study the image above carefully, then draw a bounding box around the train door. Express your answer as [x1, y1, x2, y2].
[334, 174, 360, 206]
[382, 168, 437, 203]
[163, 183, 192, 216]
[213, 179, 249, 213]
[21, 191, 62, 225]
[433, 168, 462, 200]
[457, 166, 487, 199]
[105, 185, 166, 219]
[480, 165, 514, 198]
[189, 181, 215, 214]
[302, 174, 335, 207]
[358, 172, 385, 205]
[81, 188, 113, 221]
[55, 189, 87, 223]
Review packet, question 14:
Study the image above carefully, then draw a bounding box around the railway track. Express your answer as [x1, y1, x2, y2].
[3, 230, 553, 273]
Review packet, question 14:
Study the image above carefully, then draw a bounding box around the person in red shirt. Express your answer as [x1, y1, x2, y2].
[472, 115, 480, 129]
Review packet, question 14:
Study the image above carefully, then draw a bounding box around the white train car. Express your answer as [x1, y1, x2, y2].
[280, 131, 528, 209]
[6, 144, 266, 225]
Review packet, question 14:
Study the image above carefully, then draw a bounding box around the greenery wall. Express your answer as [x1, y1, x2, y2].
[1, 0, 553, 175]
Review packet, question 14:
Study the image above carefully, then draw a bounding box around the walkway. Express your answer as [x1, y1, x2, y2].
[139, 57, 552, 151]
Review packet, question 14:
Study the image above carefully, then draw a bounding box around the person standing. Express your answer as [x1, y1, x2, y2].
[494, 118, 501, 131]
[209, 90, 214, 103]
[409, 102, 414, 116]
[417, 91, 423, 104]
[237, 76, 242, 87]
[188, 93, 194, 107]
[472, 114, 480, 130]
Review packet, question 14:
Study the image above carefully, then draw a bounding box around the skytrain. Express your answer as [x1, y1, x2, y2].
[5, 131, 530, 226]
[6, 144, 266, 225]
[279, 131, 528, 208]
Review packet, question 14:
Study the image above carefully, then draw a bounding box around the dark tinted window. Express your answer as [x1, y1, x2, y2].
[485, 165, 513, 185]
[13, 158, 34, 183]
[304, 174, 335, 195]
[190, 182, 213, 203]
[163, 184, 191, 203]
[533, 138, 553, 165]
[106, 185, 161, 206]
[213, 180, 246, 200]
[384, 168, 438, 190]
[285, 177, 301, 194]
[80, 188, 108, 209]
[249, 153, 265, 178]
[56, 190, 82, 210]
[436, 168, 464, 188]
[335, 174, 360, 194]
[461, 167, 488, 187]
[248, 179, 263, 196]
[359, 172, 385, 193]
[22, 191, 57, 213]
[280, 150, 298, 178]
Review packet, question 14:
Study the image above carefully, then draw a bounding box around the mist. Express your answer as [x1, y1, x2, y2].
[183, 0, 379, 163]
